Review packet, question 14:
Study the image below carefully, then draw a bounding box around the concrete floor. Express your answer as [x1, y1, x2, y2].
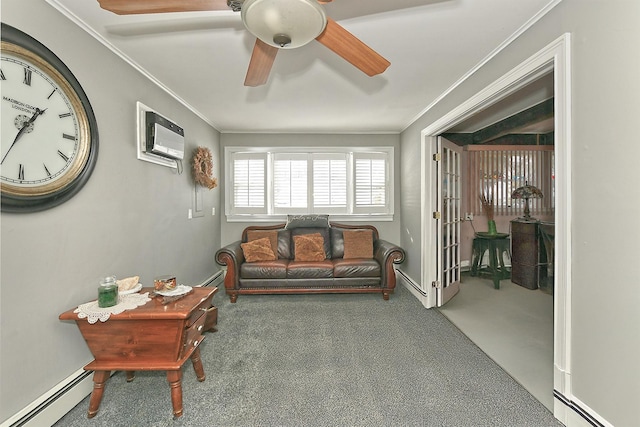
[438, 273, 554, 411]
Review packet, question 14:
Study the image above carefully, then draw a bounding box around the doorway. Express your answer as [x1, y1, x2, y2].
[419, 34, 572, 420]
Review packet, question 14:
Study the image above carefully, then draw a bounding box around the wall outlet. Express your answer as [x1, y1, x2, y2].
[465, 213, 473, 221]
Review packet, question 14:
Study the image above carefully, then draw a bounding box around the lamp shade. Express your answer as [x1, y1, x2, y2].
[511, 182, 543, 200]
[241, 0, 327, 49]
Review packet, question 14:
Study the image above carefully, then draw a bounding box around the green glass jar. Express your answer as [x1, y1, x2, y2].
[98, 276, 118, 308]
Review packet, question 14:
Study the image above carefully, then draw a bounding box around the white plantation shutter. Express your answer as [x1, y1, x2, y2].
[313, 156, 347, 211]
[232, 154, 266, 214]
[226, 147, 393, 219]
[354, 154, 387, 212]
[274, 154, 308, 211]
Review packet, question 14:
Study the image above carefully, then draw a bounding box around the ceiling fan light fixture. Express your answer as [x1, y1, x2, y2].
[241, 0, 327, 49]
[273, 34, 292, 47]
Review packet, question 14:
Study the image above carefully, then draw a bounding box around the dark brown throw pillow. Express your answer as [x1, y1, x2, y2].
[241, 237, 276, 262]
[246, 230, 279, 258]
[293, 233, 326, 262]
[343, 230, 374, 259]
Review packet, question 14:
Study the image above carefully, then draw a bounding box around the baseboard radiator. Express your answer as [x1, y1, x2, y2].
[1, 271, 224, 427]
[199, 270, 224, 288]
[395, 268, 427, 297]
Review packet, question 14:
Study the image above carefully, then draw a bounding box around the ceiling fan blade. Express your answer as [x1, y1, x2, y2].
[315, 17, 390, 77]
[98, 0, 231, 15]
[244, 39, 279, 87]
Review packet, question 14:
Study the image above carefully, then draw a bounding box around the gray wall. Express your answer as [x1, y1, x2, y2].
[1, 1, 221, 421]
[400, 0, 640, 426]
[219, 133, 402, 245]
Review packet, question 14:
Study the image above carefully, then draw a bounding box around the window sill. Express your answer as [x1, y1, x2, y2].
[225, 213, 394, 223]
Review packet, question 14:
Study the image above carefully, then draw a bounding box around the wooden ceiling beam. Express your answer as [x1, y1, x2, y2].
[442, 98, 554, 146]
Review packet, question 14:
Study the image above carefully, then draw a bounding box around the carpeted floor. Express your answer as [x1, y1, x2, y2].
[54, 284, 562, 427]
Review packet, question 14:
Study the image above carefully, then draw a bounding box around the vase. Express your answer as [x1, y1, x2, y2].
[487, 220, 497, 235]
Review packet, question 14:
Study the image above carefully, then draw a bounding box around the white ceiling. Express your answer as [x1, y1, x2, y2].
[47, 0, 555, 134]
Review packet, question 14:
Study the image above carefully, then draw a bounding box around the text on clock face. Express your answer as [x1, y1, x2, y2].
[3, 95, 44, 114]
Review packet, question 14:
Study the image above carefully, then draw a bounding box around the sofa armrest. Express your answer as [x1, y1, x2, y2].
[215, 241, 244, 293]
[373, 239, 406, 290]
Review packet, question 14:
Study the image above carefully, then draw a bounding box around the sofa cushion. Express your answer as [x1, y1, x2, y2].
[343, 229, 374, 259]
[333, 259, 380, 278]
[241, 237, 276, 262]
[246, 230, 279, 258]
[277, 229, 292, 259]
[330, 228, 345, 258]
[285, 214, 329, 229]
[241, 259, 288, 279]
[287, 260, 334, 279]
[293, 233, 326, 261]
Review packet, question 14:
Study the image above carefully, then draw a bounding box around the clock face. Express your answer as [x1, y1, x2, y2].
[0, 24, 98, 212]
[1, 52, 85, 189]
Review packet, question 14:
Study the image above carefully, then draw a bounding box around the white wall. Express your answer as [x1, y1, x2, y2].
[400, 0, 640, 426]
[0, 1, 222, 422]
[219, 133, 402, 245]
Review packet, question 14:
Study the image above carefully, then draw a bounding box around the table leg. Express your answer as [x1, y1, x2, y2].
[166, 370, 183, 418]
[87, 370, 110, 418]
[191, 346, 206, 382]
[488, 243, 500, 289]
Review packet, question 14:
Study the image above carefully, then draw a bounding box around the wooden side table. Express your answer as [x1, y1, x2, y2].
[59, 286, 218, 418]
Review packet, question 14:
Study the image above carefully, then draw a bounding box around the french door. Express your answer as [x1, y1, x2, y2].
[434, 137, 462, 306]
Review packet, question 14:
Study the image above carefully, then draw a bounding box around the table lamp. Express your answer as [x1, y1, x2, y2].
[511, 181, 543, 220]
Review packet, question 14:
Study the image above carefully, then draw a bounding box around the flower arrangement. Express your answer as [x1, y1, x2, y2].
[192, 146, 218, 189]
[479, 190, 497, 234]
[479, 191, 494, 220]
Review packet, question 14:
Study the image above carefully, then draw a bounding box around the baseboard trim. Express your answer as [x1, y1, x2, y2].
[554, 390, 611, 427]
[1, 369, 93, 427]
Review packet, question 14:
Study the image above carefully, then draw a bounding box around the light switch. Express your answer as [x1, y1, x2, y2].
[188, 209, 193, 219]
[212, 207, 216, 216]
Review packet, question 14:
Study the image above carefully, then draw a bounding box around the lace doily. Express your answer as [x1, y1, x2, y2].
[74, 292, 151, 324]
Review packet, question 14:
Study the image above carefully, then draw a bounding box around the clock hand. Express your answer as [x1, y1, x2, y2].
[1, 107, 47, 165]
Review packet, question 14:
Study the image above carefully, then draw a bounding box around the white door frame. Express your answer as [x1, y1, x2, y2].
[419, 34, 572, 421]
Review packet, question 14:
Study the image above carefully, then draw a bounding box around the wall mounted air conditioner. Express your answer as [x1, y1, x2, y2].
[145, 112, 184, 160]
[136, 102, 184, 168]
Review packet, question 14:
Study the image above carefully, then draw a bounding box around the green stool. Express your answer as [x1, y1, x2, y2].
[470, 234, 511, 289]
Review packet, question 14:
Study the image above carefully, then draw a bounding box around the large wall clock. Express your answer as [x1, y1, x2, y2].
[1, 23, 98, 213]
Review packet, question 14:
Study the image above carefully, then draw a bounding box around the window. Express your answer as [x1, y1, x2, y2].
[231, 153, 265, 214]
[354, 153, 387, 213]
[273, 154, 308, 211]
[467, 145, 554, 217]
[313, 155, 347, 210]
[225, 147, 393, 220]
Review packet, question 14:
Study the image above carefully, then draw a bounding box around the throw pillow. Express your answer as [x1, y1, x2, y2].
[293, 233, 326, 262]
[285, 214, 329, 229]
[343, 230, 374, 259]
[241, 237, 276, 262]
[246, 230, 279, 258]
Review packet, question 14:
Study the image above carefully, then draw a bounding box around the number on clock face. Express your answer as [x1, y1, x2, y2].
[1, 54, 80, 187]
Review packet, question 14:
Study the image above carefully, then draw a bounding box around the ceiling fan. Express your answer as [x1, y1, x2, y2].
[97, 0, 391, 86]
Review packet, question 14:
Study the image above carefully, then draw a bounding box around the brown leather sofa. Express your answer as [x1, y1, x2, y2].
[215, 217, 405, 303]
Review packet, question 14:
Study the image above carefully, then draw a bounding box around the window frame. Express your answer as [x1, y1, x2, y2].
[225, 146, 394, 222]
